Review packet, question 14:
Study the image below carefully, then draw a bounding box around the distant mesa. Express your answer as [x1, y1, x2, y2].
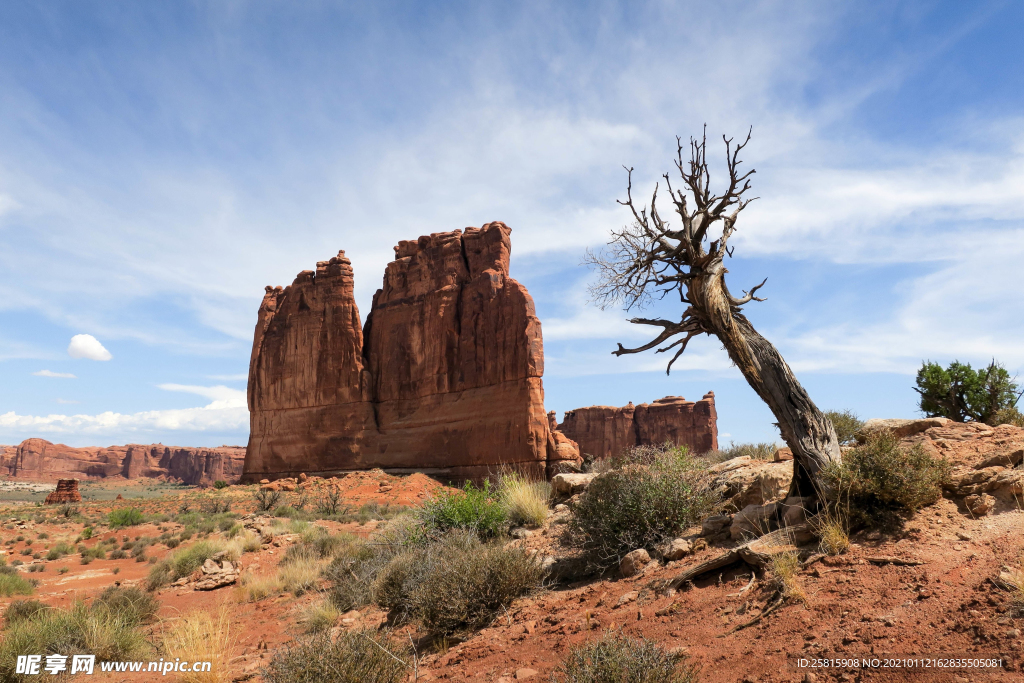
[44, 478, 81, 504]
[558, 394, 718, 460]
[242, 222, 720, 482]
[0, 439, 244, 487]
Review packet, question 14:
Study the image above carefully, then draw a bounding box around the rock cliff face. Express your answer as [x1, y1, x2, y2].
[244, 222, 580, 482]
[0, 439, 245, 486]
[44, 479, 82, 504]
[558, 394, 718, 459]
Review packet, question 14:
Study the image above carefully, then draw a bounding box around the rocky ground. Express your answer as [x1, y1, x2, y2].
[0, 420, 1021, 682]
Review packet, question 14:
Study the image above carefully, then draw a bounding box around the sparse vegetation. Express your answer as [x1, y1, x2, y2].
[564, 445, 721, 568]
[108, 507, 145, 528]
[497, 471, 550, 528]
[0, 566, 35, 597]
[2, 600, 47, 627]
[261, 629, 409, 683]
[162, 606, 233, 683]
[821, 430, 951, 531]
[550, 632, 699, 683]
[768, 549, 804, 602]
[213, 480, 228, 489]
[254, 488, 283, 513]
[148, 540, 224, 590]
[419, 480, 507, 539]
[824, 409, 864, 445]
[92, 585, 160, 625]
[298, 596, 340, 634]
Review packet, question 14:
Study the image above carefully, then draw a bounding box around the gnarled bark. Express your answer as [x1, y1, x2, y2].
[588, 128, 841, 501]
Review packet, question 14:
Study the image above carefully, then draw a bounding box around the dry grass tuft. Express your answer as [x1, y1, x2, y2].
[240, 572, 282, 602]
[298, 595, 340, 634]
[497, 471, 550, 528]
[768, 549, 804, 601]
[162, 605, 233, 683]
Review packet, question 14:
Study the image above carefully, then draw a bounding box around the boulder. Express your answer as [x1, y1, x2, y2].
[730, 503, 778, 540]
[710, 457, 793, 508]
[965, 494, 995, 516]
[619, 549, 651, 577]
[658, 538, 692, 561]
[856, 417, 950, 442]
[701, 514, 733, 537]
[551, 473, 597, 498]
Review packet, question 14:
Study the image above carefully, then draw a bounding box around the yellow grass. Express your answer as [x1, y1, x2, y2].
[240, 572, 282, 602]
[498, 471, 550, 528]
[162, 605, 234, 683]
[277, 556, 323, 596]
[298, 595, 340, 633]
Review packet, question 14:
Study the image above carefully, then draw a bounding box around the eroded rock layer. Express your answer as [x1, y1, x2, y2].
[558, 394, 718, 459]
[244, 222, 580, 482]
[44, 479, 82, 504]
[0, 439, 244, 486]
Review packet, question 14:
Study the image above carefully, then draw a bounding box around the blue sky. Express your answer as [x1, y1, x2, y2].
[2, 1, 1023, 448]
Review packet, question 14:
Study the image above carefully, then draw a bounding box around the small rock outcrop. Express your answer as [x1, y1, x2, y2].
[44, 479, 81, 504]
[2, 439, 244, 487]
[558, 394, 718, 460]
[244, 223, 581, 482]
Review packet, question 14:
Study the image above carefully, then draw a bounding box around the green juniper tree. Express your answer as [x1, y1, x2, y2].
[915, 359, 1022, 424]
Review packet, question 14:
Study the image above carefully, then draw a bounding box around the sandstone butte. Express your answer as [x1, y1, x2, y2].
[244, 222, 582, 482]
[0, 439, 244, 487]
[44, 479, 82, 504]
[557, 394, 718, 460]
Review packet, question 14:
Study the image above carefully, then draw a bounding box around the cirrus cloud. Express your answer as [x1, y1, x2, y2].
[32, 369, 76, 378]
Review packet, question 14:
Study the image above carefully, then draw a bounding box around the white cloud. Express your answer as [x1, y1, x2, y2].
[157, 384, 247, 402]
[32, 369, 76, 378]
[67, 334, 112, 361]
[55, 398, 79, 404]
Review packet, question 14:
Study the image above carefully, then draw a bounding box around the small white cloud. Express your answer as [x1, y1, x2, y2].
[33, 370, 76, 378]
[206, 373, 249, 381]
[55, 398, 79, 404]
[67, 334, 112, 361]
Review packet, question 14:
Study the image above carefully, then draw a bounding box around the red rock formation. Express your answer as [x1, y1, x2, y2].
[0, 439, 244, 486]
[558, 393, 718, 459]
[44, 479, 81, 504]
[244, 222, 581, 482]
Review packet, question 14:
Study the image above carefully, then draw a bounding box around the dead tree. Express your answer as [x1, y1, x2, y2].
[587, 128, 841, 500]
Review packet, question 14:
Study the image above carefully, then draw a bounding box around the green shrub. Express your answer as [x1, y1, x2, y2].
[993, 406, 1024, 428]
[80, 527, 93, 540]
[821, 430, 951, 531]
[564, 447, 721, 568]
[283, 526, 351, 564]
[551, 632, 699, 683]
[3, 600, 48, 628]
[701, 441, 776, 464]
[419, 481, 507, 539]
[213, 480, 228, 489]
[108, 507, 145, 529]
[916, 359, 1020, 424]
[0, 573, 35, 597]
[261, 629, 408, 683]
[92, 585, 160, 625]
[165, 537, 180, 549]
[825, 409, 865, 445]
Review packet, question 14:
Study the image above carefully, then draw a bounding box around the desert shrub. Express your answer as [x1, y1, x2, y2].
[994, 406, 1024, 428]
[203, 500, 231, 515]
[768, 548, 804, 601]
[324, 516, 422, 612]
[92, 585, 160, 625]
[824, 409, 864, 445]
[3, 600, 47, 627]
[283, 526, 350, 564]
[213, 480, 228, 489]
[27, 564, 44, 573]
[254, 489, 283, 512]
[274, 505, 298, 518]
[699, 441, 777, 465]
[108, 507, 144, 528]
[298, 597, 340, 634]
[821, 430, 951, 531]
[419, 481, 507, 539]
[0, 602, 149, 677]
[110, 548, 127, 559]
[80, 527, 93, 540]
[563, 449, 721, 568]
[57, 503, 78, 518]
[80, 545, 106, 560]
[278, 559, 322, 597]
[165, 537, 181, 549]
[917, 359, 1020, 424]
[36, 533, 48, 540]
[550, 632, 699, 683]
[241, 573, 282, 602]
[312, 486, 343, 516]
[497, 472, 550, 528]
[147, 540, 223, 590]
[261, 629, 408, 683]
